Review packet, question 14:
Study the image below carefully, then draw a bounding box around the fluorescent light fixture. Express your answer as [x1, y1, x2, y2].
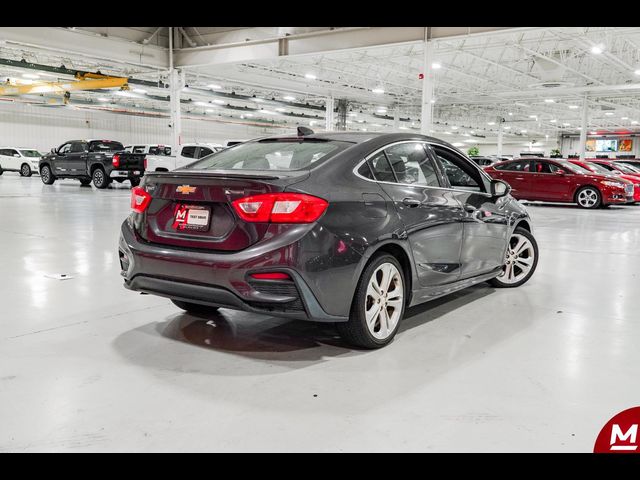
[261, 109, 276, 115]
[208, 84, 222, 90]
[97, 97, 109, 102]
[372, 87, 385, 94]
[443, 131, 452, 135]
[591, 44, 604, 54]
[520, 129, 527, 133]
[452, 142, 464, 147]
[544, 99, 554, 103]
[487, 121, 495, 125]
[430, 99, 436, 104]
[503, 126, 511, 130]
[398, 126, 409, 130]
[304, 73, 317, 80]
[377, 108, 387, 113]
[361, 128, 367, 132]
[605, 112, 614, 116]
[244, 113, 253, 117]
[590, 131, 598, 135]
[253, 97, 264, 102]
[22, 73, 39, 79]
[469, 130, 475, 134]
[195, 101, 209, 107]
[276, 107, 286, 112]
[213, 99, 225, 105]
[550, 119, 557, 123]
[431, 62, 442, 70]
[632, 120, 639, 124]
[577, 127, 582, 130]
[132, 88, 147, 94]
[283, 95, 295, 101]
[371, 123, 382, 127]
[529, 115, 537, 119]
[562, 122, 571, 126]
[451, 126, 459, 130]
[568, 105, 579, 109]
[464, 139, 476, 143]
[206, 109, 214, 113]
[621, 117, 629, 120]
[508, 112, 513, 116]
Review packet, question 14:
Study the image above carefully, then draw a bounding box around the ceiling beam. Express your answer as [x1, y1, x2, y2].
[0, 27, 168, 70]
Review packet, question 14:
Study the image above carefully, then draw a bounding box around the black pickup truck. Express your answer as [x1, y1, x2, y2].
[39, 139, 145, 189]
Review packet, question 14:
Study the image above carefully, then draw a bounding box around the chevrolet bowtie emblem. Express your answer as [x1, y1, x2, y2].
[176, 185, 196, 194]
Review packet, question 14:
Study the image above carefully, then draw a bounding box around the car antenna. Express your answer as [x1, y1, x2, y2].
[297, 126, 314, 137]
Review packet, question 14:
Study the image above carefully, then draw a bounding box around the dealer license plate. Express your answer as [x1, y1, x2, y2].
[172, 204, 211, 232]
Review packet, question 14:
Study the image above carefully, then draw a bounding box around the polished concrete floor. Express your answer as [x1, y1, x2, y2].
[1, 173, 638, 452]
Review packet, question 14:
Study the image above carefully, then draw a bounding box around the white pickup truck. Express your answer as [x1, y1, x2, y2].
[143, 143, 223, 172]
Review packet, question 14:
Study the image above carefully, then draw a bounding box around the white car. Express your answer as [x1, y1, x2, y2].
[123, 144, 173, 156]
[0, 147, 42, 177]
[145, 143, 223, 172]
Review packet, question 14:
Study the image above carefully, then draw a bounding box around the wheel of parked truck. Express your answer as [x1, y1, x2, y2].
[337, 253, 406, 349]
[20, 163, 32, 177]
[79, 178, 92, 186]
[40, 165, 55, 185]
[575, 186, 601, 209]
[171, 299, 219, 315]
[489, 227, 538, 289]
[92, 167, 110, 189]
[0, 166, 3, 176]
[130, 178, 140, 188]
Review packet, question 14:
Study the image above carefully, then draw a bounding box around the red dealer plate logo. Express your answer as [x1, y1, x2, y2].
[594, 406, 640, 453]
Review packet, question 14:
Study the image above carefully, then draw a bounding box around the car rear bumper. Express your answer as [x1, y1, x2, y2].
[118, 220, 349, 322]
[110, 170, 143, 178]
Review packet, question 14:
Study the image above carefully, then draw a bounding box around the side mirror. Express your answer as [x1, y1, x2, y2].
[491, 179, 511, 198]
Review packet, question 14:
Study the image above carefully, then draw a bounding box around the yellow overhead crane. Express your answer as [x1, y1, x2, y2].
[0, 72, 129, 101]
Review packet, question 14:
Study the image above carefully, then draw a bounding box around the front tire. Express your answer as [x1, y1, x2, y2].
[337, 254, 406, 349]
[79, 178, 92, 186]
[575, 186, 601, 209]
[489, 227, 539, 288]
[20, 164, 32, 177]
[40, 165, 55, 185]
[92, 168, 110, 189]
[171, 299, 219, 315]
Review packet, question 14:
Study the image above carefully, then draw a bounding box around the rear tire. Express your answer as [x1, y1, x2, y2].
[40, 165, 55, 184]
[337, 253, 406, 349]
[171, 299, 220, 315]
[92, 168, 110, 189]
[79, 178, 92, 186]
[489, 227, 539, 288]
[130, 178, 140, 188]
[20, 163, 32, 177]
[575, 186, 601, 209]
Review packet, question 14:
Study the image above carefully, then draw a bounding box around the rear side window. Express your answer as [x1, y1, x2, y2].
[181, 146, 197, 159]
[367, 151, 396, 182]
[495, 160, 531, 171]
[187, 140, 350, 171]
[198, 147, 213, 158]
[384, 143, 440, 187]
[19, 150, 41, 157]
[132, 145, 146, 153]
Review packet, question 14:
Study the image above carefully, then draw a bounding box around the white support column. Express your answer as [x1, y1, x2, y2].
[420, 32, 435, 135]
[325, 96, 335, 131]
[579, 96, 588, 161]
[497, 117, 504, 157]
[393, 106, 400, 131]
[169, 69, 184, 151]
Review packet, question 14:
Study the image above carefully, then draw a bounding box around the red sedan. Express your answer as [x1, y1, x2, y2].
[484, 158, 634, 209]
[568, 159, 640, 203]
[588, 159, 640, 182]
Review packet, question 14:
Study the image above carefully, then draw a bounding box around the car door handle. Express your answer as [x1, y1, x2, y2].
[515, 177, 525, 181]
[402, 198, 422, 207]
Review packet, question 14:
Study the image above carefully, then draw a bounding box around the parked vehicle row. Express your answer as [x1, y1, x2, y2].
[483, 157, 639, 209]
[0, 147, 43, 176]
[145, 143, 223, 172]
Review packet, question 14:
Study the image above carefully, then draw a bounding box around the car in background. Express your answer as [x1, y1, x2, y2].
[124, 144, 172, 156]
[0, 147, 43, 177]
[590, 159, 640, 180]
[568, 159, 640, 204]
[39, 139, 146, 188]
[484, 157, 633, 209]
[613, 159, 640, 171]
[145, 142, 223, 172]
[120, 131, 537, 349]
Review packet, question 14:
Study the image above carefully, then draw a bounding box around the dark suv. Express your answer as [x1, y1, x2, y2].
[119, 131, 538, 348]
[40, 140, 146, 188]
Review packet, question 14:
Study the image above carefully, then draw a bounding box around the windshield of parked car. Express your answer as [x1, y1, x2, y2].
[89, 141, 124, 152]
[583, 162, 612, 174]
[615, 163, 640, 174]
[19, 150, 42, 157]
[186, 139, 351, 171]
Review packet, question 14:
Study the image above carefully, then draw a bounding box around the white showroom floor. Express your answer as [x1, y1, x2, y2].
[0, 173, 638, 452]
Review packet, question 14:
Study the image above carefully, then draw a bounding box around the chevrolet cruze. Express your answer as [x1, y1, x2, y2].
[119, 131, 538, 348]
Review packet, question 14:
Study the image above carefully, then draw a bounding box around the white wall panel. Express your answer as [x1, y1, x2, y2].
[0, 101, 288, 152]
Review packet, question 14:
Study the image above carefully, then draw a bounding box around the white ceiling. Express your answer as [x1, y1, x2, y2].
[2, 26, 640, 147]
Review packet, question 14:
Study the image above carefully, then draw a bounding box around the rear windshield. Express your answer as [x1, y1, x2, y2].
[89, 141, 124, 152]
[19, 149, 42, 157]
[186, 139, 351, 171]
[149, 146, 171, 156]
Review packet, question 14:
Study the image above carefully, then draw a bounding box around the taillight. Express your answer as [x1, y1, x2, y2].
[131, 186, 151, 213]
[112, 154, 121, 168]
[250, 272, 291, 280]
[143, 156, 147, 170]
[232, 193, 328, 223]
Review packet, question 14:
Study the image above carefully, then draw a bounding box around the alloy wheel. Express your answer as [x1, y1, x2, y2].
[21, 164, 30, 176]
[364, 262, 404, 340]
[498, 234, 536, 285]
[41, 167, 50, 182]
[577, 188, 599, 208]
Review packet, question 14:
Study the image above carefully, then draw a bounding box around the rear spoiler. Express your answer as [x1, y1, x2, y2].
[144, 170, 282, 180]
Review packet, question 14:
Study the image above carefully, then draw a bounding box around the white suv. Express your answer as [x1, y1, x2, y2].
[0, 147, 42, 177]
